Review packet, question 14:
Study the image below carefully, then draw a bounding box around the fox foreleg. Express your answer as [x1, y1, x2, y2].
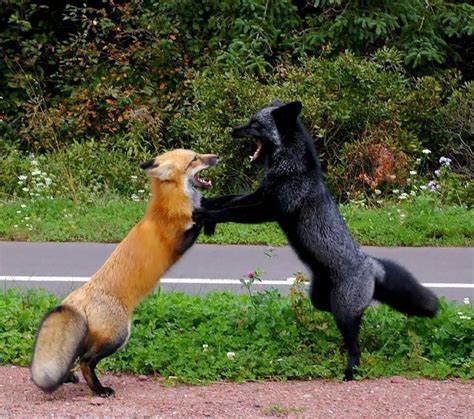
[193, 201, 276, 227]
[201, 194, 242, 210]
[177, 223, 203, 255]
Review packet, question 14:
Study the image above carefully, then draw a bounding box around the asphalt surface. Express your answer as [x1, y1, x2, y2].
[0, 242, 472, 303]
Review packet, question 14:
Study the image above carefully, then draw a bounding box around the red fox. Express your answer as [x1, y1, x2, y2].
[30, 149, 218, 397]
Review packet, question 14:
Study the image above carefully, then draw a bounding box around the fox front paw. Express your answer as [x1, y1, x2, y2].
[192, 208, 211, 224]
[203, 222, 216, 236]
[193, 209, 217, 235]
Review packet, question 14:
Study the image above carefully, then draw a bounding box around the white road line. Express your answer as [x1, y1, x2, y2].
[0, 276, 473, 288]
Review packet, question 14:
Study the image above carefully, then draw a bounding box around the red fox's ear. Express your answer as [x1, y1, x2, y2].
[140, 159, 157, 170]
[142, 160, 175, 180]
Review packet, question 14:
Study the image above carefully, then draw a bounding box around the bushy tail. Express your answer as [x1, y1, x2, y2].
[373, 258, 438, 317]
[31, 305, 87, 392]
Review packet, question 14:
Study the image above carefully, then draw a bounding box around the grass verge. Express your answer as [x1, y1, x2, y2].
[0, 195, 472, 246]
[0, 287, 472, 383]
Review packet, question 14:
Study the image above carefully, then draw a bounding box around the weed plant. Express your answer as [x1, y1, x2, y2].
[1, 288, 472, 383]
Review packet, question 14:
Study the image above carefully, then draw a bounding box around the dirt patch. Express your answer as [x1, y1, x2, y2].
[0, 366, 472, 417]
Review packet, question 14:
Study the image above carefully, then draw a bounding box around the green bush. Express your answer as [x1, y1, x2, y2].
[167, 54, 472, 201]
[1, 54, 471, 203]
[1, 2, 472, 202]
[2, 1, 472, 151]
[1, 288, 472, 382]
[0, 138, 150, 200]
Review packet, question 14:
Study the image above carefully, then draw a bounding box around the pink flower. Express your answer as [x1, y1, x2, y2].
[247, 271, 255, 279]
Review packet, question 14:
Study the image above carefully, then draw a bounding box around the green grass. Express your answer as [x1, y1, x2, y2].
[1, 288, 472, 383]
[0, 195, 472, 246]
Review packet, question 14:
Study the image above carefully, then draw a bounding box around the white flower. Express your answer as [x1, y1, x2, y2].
[30, 160, 38, 166]
[138, 189, 145, 194]
[226, 352, 235, 359]
[392, 189, 399, 194]
[45, 177, 52, 186]
[131, 194, 140, 202]
[399, 193, 408, 200]
[410, 191, 416, 196]
[419, 185, 428, 190]
[409, 170, 417, 176]
[439, 156, 452, 167]
[399, 213, 406, 218]
[415, 158, 421, 163]
[374, 189, 382, 195]
[434, 170, 440, 177]
[31, 170, 41, 176]
[18, 175, 27, 181]
[22, 187, 29, 192]
[202, 344, 209, 352]
[390, 175, 396, 180]
[16, 210, 21, 214]
[13, 225, 18, 228]
[459, 315, 471, 320]
[20, 204, 27, 208]
[428, 181, 439, 192]
[464, 297, 470, 305]
[422, 149, 431, 155]
[24, 216, 30, 220]
[131, 175, 138, 180]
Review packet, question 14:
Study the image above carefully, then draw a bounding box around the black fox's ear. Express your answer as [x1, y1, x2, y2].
[271, 101, 302, 124]
[269, 99, 284, 107]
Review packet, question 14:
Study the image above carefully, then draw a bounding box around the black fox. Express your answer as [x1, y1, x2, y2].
[195, 100, 438, 380]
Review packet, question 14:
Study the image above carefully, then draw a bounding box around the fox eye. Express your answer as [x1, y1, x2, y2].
[250, 120, 260, 129]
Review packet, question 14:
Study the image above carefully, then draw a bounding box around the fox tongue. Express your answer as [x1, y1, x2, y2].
[249, 140, 263, 162]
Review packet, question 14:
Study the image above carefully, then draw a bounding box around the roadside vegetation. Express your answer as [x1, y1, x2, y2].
[1, 285, 472, 383]
[0, 1, 472, 390]
[0, 194, 472, 246]
[1, 1, 472, 246]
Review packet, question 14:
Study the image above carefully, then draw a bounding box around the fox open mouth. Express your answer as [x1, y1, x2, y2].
[190, 172, 212, 189]
[250, 140, 263, 162]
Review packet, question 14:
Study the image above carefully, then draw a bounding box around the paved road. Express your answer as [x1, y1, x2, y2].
[1, 242, 472, 303]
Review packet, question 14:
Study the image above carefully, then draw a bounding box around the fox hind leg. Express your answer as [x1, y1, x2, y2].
[63, 370, 79, 384]
[309, 279, 332, 313]
[329, 287, 365, 380]
[332, 311, 363, 381]
[80, 329, 129, 397]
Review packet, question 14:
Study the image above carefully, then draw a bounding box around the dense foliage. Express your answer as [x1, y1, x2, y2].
[1, 0, 472, 202]
[1, 288, 472, 382]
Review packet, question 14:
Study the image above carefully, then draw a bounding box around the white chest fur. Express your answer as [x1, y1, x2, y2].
[184, 181, 201, 229]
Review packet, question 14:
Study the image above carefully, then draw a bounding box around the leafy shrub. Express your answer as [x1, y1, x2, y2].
[0, 138, 149, 200]
[1, 2, 472, 201]
[1, 288, 472, 382]
[167, 54, 472, 200]
[2, 1, 473, 149]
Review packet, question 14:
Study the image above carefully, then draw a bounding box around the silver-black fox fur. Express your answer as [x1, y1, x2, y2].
[195, 100, 439, 380]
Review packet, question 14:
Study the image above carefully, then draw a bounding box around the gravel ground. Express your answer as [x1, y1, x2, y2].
[0, 366, 472, 417]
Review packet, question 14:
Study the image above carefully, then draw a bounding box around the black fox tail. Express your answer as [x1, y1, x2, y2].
[30, 305, 87, 392]
[373, 258, 438, 317]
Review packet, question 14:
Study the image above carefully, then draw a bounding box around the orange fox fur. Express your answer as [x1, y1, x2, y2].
[30, 149, 218, 397]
